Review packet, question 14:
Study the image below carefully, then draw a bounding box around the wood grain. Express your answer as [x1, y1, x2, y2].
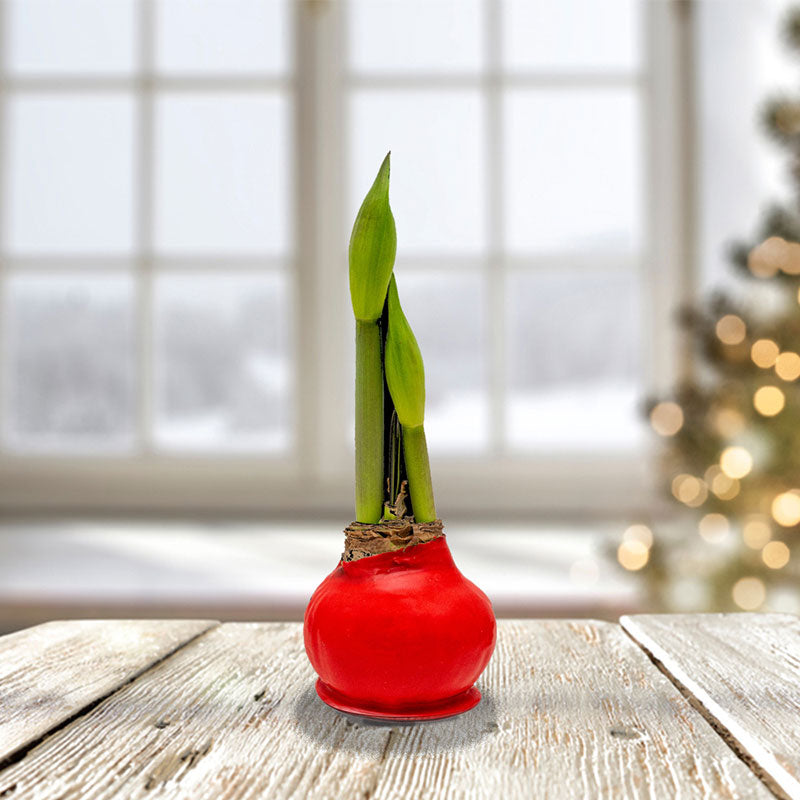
[0, 620, 771, 799]
[0, 619, 216, 765]
[622, 612, 800, 800]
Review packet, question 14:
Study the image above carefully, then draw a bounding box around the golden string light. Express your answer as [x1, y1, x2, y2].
[753, 385, 785, 416]
[711, 472, 740, 500]
[762, 541, 791, 569]
[771, 490, 800, 527]
[623, 524, 653, 548]
[698, 513, 729, 543]
[751, 338, 780, 368]
[710, 407, 746, 438]
[671, 474, 708, 507]
[775, 351, 800, 381]
[649, 402, 684, 436]
[748, 237, 784, 277]
[742, 518, 772, 549]
[782, 251, 800, 274]
[617, 540, 649, 571]
[671, 474, 691, 500]
[704, 464, 721, 483]
[715, 314, 746, 345]
[732, 577, 766, 610]
[719, 446, 753, 479]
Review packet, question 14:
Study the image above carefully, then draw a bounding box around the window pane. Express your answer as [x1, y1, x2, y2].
[3, 275, 136, 452]
[154, 273, 291, 452]
[348, 0, 483, 74]
[156, 0, 289, 75]
[350, 91, 485, 254]
[502, 0, 640, 73]
[6, 95, 135, 254]
[7, 0, 137, 74]
[154, 93, 290, 254]
[395, 272, 488, 452]
[505, 270, 642, 451]
[504, 89, 640, 254]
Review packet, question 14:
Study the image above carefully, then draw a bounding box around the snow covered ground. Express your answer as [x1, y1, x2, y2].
[422, 383, 644, 453]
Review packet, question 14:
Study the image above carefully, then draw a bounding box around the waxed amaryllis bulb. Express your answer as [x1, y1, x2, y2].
[304, 537, 496, 720]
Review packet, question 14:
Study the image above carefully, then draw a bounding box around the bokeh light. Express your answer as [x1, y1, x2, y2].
[719, 446, 753, 479]
[762, 540, 790, 569]
[671, 474, 708, 507]
[748, 237, 784, 277]
[771, 490, 800, 527]
[704, 464, 722, 483]
[742, 518, 772, 549]
[710, 407, 746, 438]
[753, 385, 785, 416]
[751, 338, 780, 368]
[711, 472, 740, 500]
[732, 576, 766, 610]
[623, 524, 653, 548]
[698, 513, 729, 543]
[649, 401, 683, 436]
[775, 351, 800, 381]
[617, 540, 649, 571]
[715, 314, 746, 345]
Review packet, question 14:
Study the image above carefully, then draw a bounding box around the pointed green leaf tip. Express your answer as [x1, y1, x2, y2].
[385, 275, 425, 428]
[349, 152, 397, 322]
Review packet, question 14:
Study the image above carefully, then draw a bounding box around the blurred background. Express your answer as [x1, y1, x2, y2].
[1, 0, 799, 632]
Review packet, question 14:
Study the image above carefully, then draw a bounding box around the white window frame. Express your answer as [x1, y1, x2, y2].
[0, 0, 694, 517]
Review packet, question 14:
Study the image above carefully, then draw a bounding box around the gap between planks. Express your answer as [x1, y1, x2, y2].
[621, 618, 789, 800]
[0, 620, 220, 774]
[0, 620, 774, 799]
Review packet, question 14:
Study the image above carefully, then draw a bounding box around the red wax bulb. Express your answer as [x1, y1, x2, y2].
[303, 536, 496, 721]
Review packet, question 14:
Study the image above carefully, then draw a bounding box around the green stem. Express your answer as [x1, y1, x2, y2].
[355, 319, 384, 523]
[402, 423, 436, 522]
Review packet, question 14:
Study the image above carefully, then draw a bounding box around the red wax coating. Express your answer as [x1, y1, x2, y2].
[303, 536, 496, 718]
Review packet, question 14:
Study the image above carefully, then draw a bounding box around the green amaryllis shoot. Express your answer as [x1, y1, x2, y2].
[349, 152, 396, 523]
[385, 275, 436, 523]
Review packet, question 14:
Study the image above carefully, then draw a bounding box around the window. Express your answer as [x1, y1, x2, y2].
[0, 1, 687, 514]
[347, 0, 644, 458]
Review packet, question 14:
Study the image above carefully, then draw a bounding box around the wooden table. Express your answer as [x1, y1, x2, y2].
[0, 615, 798, 799]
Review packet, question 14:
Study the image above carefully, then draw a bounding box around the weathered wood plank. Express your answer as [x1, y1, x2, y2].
[622, 612, 800, 800]
[0, 619, 216, 765]
[0, 622, 395, 799]
[368, 620, 771, 799]
[0, 620, 770, 799]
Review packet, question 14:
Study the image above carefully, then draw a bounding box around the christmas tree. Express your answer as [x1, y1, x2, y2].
[622, 8, 800, 613]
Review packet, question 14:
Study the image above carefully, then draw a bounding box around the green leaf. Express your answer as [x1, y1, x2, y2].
[385, 275, 425, 428]
[349, 152, 397, 322]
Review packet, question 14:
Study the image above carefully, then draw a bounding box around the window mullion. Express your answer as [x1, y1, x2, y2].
[294, 1, 347, 482]
[136, 0, 155, 456]
[306, 2, 344, 482]
[0, 0, 6, 453]
[643, 0, 695, 396]
[485, 0, 505, 457]
[292, 1, 316, 477]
